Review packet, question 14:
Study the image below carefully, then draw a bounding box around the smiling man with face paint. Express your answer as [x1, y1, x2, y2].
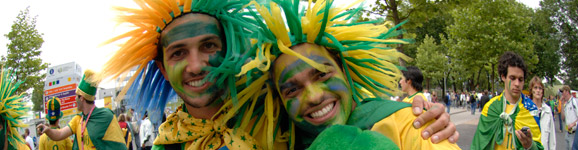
[159, 13, 225, 113]
[472, 51, 543, 150]
[96, 0, 289, 149]
[238, 0, 461, 149]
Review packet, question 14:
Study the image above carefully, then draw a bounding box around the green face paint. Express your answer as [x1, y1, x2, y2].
[162, 21, 221, 47]
[160, 14, 224, 108]
[273, 43, 352, 135]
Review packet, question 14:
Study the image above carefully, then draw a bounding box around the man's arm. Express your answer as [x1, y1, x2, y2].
[37, 124, 73, 141]
[410, 96, 459, 143]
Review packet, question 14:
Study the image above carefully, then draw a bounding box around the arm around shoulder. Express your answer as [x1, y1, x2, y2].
[43, 126, 73, 141]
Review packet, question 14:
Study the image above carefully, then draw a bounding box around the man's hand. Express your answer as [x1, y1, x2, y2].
[411, 96, 459, 143]
[37, 124, 48, 134]
[515, 129, 533, 149]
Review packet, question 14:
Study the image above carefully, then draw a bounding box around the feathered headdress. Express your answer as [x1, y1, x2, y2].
[237, 0, 412, 148]
[241, 0, 411, 105]
[96, 0, 260, 125]
[0, 69, 28, 149]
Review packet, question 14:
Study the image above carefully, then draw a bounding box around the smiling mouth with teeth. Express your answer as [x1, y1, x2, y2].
[310, 102, 334, 118]
[187, 79, 207, 87]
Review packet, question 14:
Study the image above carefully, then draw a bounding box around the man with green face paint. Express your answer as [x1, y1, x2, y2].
[239, 0, 460, 149]
[472, 51, 543, 150]
[0, 69, 31, 150]
[97, 0, 288, 149]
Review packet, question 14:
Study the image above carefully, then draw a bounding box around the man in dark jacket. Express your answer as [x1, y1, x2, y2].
[480, 91, 490, 112]
[470, 91, 476, 115]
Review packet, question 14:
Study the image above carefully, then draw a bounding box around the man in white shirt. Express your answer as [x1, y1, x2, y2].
[139, 111, 153, 150]
[423, 89, 432, 102]
[25, 128, 35, 150]
[562, 85, 577, 150]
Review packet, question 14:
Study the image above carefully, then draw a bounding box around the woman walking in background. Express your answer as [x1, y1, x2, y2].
[530, 76, 556, 149]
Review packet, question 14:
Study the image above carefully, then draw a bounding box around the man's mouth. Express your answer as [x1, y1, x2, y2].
[184, 79, 211, 93]
[304, 101, 339, 125]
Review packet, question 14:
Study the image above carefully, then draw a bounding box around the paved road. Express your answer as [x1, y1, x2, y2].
[450, 106, 569, 149]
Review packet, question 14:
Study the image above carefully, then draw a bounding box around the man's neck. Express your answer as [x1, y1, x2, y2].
[407, 88, 418, 97]
[82, 104, 95, 115]
[185, 103, 222, 119]
[504, 90, 520, 104]
[49, 124, 59, 128]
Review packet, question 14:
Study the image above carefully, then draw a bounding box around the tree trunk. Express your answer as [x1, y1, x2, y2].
[491, 63, 496, 92]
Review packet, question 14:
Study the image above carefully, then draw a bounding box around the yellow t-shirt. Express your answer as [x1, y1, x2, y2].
[402, 92, 426, 104]
[68, 115, 95, 150]
[371, 107, 461, 150]
[39, 132, 73, 150]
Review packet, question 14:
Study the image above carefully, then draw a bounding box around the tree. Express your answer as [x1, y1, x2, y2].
[31, 86, 44, 111]
[444, 0, 537, 91]
[3, 7, 48, 109]
[529, 7, 561, 85]
[416, 35, 448, 90]
[541, 0, 578, 89]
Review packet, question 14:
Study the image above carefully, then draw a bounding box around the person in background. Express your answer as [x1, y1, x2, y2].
[470, 91, 476, 115]
[118, 114, 128, 129]
[529, 76, 556, 150]
[558, 95, 565, 133]
[561, 85, 578, 150]
[39, 97, 73, 150]
[471, 51, 542, 149]
[479, 91, 490, 113]
[139, 112, 153, 150]
[24, 129, 35, 150]
[424, 89, 432, 103]
[38, 70, 127, 150]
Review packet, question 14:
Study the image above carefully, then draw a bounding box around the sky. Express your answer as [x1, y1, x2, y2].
[0, 0, 542, 88]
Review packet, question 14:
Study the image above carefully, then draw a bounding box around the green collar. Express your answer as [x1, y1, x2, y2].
[408, 92, 422, 99]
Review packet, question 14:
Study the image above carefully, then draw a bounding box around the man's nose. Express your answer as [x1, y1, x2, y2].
[303, 83, 324, 106]
[185, 50, 206, 75]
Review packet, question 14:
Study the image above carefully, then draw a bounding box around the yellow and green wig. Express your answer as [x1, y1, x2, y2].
[235, 0, 412, 148]
[45, 97, 63, 122]
[240, 0, 412, 105]
[0, 69, 29, 150]
[95, 0, 285, 147]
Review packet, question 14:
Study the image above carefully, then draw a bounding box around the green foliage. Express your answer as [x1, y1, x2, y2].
[444, 0, 536, 90]
[3, 7, 48, 110]
[529, 7, 561, 85]
[540, 0, 578, 89]
[416, 35, 448, 89]
[31, 86, 44, 111]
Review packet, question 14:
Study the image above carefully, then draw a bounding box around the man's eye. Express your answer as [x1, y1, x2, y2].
[202, 42, 220, 52]
[171, 50, 185, 58]
[319, 72, 327, 78]
[285, 88, 297, 97]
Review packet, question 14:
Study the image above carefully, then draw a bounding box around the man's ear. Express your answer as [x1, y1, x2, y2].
[501, 75, 506, 83]
[155, 60, 169, 81]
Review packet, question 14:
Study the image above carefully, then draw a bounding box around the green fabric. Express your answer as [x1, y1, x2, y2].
[152, 143, 185, 150]
[347, 98, 411, 130]
[307, 125, 399, 150]
[78, 73, 97, 96]
[472, 96, 515, 150]
[471, 97, 544, 150]
[72, 108, 126, 150]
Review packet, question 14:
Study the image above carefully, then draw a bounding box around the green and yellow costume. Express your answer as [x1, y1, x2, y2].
[67, 70, 126, 150]
[0, 69, 30, 150]
[39, 97, 73, 150]
[402, 92, 426, 103]
[237, 0, 460, 149]
[472, 92, 543, 150]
